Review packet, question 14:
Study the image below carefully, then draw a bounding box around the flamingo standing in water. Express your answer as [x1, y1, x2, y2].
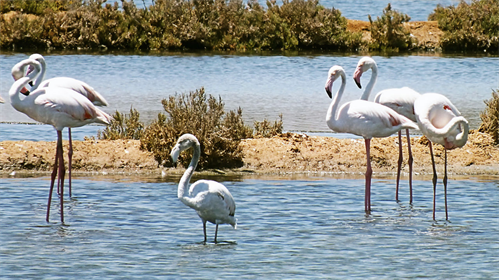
[325, 65, 418, 213]
[171, 134, 237, 243]
[11, 53, 109, 197]
[9, 58, 111, 223]
[414, 93, 468, 220]
[353, 56, 420, 202]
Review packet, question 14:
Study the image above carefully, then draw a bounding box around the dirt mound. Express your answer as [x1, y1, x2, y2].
[1, 131, 497, 177]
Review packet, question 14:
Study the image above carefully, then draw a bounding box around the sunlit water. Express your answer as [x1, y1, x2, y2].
[0, 175, 498, 278]
[117, 0, 466, 22]
[1, 53, 498, 133]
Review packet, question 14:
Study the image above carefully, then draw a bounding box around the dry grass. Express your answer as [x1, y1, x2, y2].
[479, 89, 499, 144]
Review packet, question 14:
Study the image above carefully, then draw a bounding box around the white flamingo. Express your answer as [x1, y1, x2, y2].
[414, 93, 468, 220]
[11, 53, 109, 197]
[325, 65, 418, 213]
[10, 58, 111, 223]
[170, 134, 237, 243]
[353, 56, 420, 203]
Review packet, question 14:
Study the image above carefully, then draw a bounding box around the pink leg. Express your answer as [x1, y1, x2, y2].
[68, 128, 73, 198]
[429, 141, 438, 220]
[443, 149, 449, 220]
[406, 129, 413, 203]
[56, 130, 66, 224]
[395, 131, 403, 201]
[365, 139, 372, 214]
[46, 140, 59, 222]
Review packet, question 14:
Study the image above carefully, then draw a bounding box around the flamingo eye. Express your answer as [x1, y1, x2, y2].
[443, 105, 452, 111]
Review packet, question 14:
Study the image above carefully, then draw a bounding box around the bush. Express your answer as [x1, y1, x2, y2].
[478, 89, 499, 144]
[0, 0, 361, 51]
[253, 114, 283, 137]
[429, 0, 499, 52]
[98, 107, 144, 140]
[140, 87, 253, 169]
[368, 3, 413, 51]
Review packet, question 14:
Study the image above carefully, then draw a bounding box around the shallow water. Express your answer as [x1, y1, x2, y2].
[1, 53, 498, 133]
[1, 175, 498, 278]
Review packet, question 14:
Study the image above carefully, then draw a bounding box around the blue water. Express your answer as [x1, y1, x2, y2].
[1, 176, 498, 278]
[2, 54, 498, 133]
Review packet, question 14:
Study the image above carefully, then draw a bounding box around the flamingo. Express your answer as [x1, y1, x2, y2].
[414, 93, 469, 220]
[11, 53, 109, 197]
[325, 65, 418, 213]
[9, 58, 111, 223]
[0, 97, 4, 103]
[353, 56, 420, 203]
[170, 134, 237, 243]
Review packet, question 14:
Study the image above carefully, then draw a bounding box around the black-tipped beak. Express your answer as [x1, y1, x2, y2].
[354, 77, 362, 89]
[28, 81, 34, 87]
[325, 78, 333, 99]
[173, 162, 177, 168]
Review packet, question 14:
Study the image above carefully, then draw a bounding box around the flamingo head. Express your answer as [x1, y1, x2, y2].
[353, 56, 375, 89]
[325, 65, 345, 98]
[170, 133, 200, 167]
[11, 62, 31, 96]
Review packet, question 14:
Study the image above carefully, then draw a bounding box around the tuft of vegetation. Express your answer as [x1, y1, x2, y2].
[98, 107, 144, 140]
[478, 89, 499, 144]
[0, 0, 362, 51]
[428, 0, 499, 52]
[253, 114, 283, 138]
[368, 3, 413, 51]
[139, 88, 253, 169]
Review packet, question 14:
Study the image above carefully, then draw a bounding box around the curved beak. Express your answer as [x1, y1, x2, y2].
[325, 78, 333, 99]
[170, 145, 180, 167]
[353, 67, 363, 89]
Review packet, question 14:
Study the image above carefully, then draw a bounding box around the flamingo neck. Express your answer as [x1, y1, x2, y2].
[326, 73, 346, 131]
[31, 58, 46, 90]
[9, 76, 32, 113]
[177, 141, 201, 208]
[360, 63, 377, 101]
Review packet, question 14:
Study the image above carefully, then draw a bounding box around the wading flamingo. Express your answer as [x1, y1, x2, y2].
[171, 134, 237, 243]
[353, 56, 420, 202]
[10, 58, 111, 223]
[11, 53, 109, 197]
[414, 93, 468, 220]
[325, 65, 418, 213]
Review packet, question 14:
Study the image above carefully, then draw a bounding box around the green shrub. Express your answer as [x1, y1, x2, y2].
[140, 87, 253, 169]
[98, 107, 145, 140]
[368, 3, 413, 51]
[429, 0, 499, 52]
[0, 0, 361, 51]
[254, 114, 283, 137]
[478, 89, 499, 144]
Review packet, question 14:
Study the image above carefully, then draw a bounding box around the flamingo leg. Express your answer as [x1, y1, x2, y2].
[203, 220, 207, 243]
[46, 139, 60, 222]
[365, 139, 372, 214]
[57, 130, 66, 224]
[406, 129, 413, 204]
[395, 131, 403, 201]
[214, 224, 219, 244]
[68, 128, 73, 198]
[443, 149, 449, 220]
[429, 141, 438, 220]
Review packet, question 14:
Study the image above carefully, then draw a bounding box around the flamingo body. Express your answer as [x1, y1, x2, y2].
[10, 58, 111, 223]
[414, 92, 468, 220]
[325, 65, 418, 213]
[171, 134, 236, 243]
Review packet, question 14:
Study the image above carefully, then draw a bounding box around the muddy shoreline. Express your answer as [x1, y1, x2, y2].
[1, 131, 497, 178]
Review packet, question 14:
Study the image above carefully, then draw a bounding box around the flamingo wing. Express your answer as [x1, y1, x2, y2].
[40, 77, 109, 106]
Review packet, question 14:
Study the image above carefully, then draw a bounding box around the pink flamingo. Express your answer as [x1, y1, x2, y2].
[414, 93, 468, 220]
[10, 58, 111, 223]
[325, 65, 418, 213]
[11, 53, 109, 197]
[353, 57, 420, 203]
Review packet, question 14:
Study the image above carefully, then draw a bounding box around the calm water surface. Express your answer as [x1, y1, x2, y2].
[1, 53, 498, 133]
[0, 175, 498, 278]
